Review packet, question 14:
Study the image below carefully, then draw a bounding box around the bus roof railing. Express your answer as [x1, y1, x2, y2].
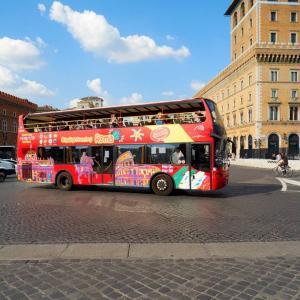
[24, 98, 207, 121]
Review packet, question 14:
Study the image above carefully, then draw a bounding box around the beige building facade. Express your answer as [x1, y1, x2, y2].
[195, 0, 300, 158]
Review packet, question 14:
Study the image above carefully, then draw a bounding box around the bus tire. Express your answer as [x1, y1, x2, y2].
[151, 173, 174, 196]
[0, 171, 6, 183]
[56, 171, 73, 191]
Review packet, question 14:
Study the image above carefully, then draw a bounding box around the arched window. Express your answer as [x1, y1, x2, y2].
[288, 134, 299, 157]
[268, 134, 279, 157]
[240, 2, 245, 18]
[233, 12, 238, 27]
[249, 0, 254, 8]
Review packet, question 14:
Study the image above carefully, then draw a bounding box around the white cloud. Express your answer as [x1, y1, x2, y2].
[15, 79, 54, 98]
[162, 91, 174, 97]
[0, 37, 43, 70]
[0, 65, 18, 87]
[120, 93, 143, 105]
[36, 37, 47, 48]
[49, 1, 190, 63]
[166, 35, 175, 41]
[38, 3, 46, 15]
[190, 80, 206, 91]
[86, 78, 109, 98]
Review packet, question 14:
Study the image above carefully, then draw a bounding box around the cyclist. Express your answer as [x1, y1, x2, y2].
[277, 152, 288, 173]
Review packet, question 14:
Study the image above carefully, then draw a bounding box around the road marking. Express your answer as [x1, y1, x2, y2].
[282, 178, 300, 187]
[276, 178, 287, 192]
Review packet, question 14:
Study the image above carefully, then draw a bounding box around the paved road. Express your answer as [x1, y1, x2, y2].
[1, 166, 300, 299]
[1, 257, 300, 300]
[0, 166, 300, 244]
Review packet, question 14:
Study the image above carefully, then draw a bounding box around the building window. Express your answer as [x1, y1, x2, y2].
[270, 70, 278, 82]
[250, 18, 253, 27]
[233, 12, 238, 27]
[234, 99, 236, 108]
[234, 53, 237, 60]
[13, 112, 17, 117]
[270, 32, 277, 44]
[227, 116, 230, 127]
[248, 108, 253, 122]
[291, 90, 298, 99]
[250, 38, 253, 46]
[2, 109, 6, 116]
[233, 114, 237, 126]
[240, 2, 245, 18]
[291, 71, 299, 82]
[241, 80, 244, 90]
[291, 32, 297, 44]
[13, 122, 18, 133]
[290, 106, 298, 121]
[249, 0, 254, 8]
[2, 120, 7, 132]
[291, 12, 298, 23]
[241, 46, 244, 53]
[241, 27, 244, 36]
[248, 75, 252, 85]
[240, 97, 243, 105]
[271, 89, 278, 98]
[234, 35, 237, 44]
[271, 11, 277, 22]
[269, 106, 279, 121]
[240, 111, 244, 124]
[249, 93, 252, 102]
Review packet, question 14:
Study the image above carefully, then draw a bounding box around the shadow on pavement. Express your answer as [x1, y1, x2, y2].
[30, 181, 281, 199]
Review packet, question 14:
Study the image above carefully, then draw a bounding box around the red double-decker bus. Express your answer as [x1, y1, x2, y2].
[17, 98, 229, 195]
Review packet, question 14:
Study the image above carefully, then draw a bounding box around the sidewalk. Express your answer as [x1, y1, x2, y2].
[231, 158, 300, 170]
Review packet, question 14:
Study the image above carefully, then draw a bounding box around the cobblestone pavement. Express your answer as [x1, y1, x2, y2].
[1, 166, 300, 244]
[0, 257, 300, 300]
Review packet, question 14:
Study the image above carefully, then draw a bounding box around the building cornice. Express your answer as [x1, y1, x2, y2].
[0, 91, 37, 110]
[194, 43, 300, 97]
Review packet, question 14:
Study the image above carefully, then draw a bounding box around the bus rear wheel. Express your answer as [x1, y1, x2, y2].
[56, 172, 73, 191]
[151, 174, 173, 196]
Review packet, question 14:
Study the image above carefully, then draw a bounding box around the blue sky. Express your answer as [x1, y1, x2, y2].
[0, 0, 231, 108]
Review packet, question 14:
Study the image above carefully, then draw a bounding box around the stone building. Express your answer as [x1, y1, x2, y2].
[0, 91, 37, 146]
[75, 96, 104, 109]
[195, 0, 300, 158]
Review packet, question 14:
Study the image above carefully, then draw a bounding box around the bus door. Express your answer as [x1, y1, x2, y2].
[91, 146, 114, 185]
[190, 144, 212, 191]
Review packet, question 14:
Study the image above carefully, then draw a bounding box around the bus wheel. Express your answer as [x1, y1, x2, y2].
[56, 172, 73, 191]
[151, 174, 173, 196]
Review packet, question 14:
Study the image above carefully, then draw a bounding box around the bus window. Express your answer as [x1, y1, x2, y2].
[71, 147, 91, 164]
[116, 145, 144, 164]
[40, 147, 65, 164]
[191, 144, 210, 171]
[146, 144, 186, 165]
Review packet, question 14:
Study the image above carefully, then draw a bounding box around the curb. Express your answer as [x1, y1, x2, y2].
[0, 241, 300, 261]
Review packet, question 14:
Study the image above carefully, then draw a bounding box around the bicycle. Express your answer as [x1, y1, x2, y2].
[272, 164, 293, 177]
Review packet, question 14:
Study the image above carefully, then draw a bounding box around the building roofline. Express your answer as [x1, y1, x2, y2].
[225, 0, 242, 16]
[0, 91, 38, 109]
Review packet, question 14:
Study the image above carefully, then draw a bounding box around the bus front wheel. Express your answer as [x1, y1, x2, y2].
[151, 174, 173, 196]
[56, 172, 73, 191]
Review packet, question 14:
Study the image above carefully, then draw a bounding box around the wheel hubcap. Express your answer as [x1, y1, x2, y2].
[61, 177, 68, 187]
[157, 178, 167, 191]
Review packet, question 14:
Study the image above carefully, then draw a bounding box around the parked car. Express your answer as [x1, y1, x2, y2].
[0, 159, 16, 182]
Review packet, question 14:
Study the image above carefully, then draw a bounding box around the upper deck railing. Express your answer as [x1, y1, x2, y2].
[24, 111, 207, 133]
